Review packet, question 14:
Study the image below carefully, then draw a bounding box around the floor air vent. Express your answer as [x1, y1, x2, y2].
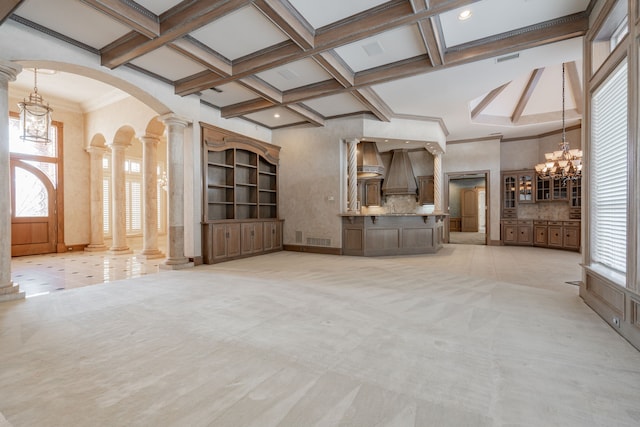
[307, 237, 331, 247]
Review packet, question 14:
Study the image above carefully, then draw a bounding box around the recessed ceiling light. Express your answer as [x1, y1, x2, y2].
[384, 139, 389, 142]
[405, 141, 410, 144]
[274, 113, 280, 118]
[458, 9, 472, 21]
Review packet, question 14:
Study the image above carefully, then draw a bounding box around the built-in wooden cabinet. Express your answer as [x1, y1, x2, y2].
[417, 175, 435, 205]
[524, 220, 580, 252]
[536, 176, 569, 202]
[501, 169, 581, 251]
[363, 179, 382, 207]
[202, 124, 282, 264]
[502, 170, 534, 217]
[502, 219, 532, 245]
[569, 177, 581, 219]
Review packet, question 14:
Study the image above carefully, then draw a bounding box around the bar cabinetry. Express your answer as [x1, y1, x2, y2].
[342, 214, 446, 256]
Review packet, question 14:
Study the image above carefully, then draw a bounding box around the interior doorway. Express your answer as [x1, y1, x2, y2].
[445, 171, 489, 245]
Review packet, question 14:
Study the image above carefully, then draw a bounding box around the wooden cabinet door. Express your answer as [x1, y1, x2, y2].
[273, 221, 282, 249]
[212, 224, 229, 261]
[534, 225, 547, 246]
[227, 223, 241, 258]
[418, 175, 434, 205]
[517, 225, 532, 244]
[503, 223, 517, 244]
[548, 225, 563, 248]
[241, 223, 254, 255]
[563, 227, 580, 250]
[364, 179, 381, 207]
[263, 222, 274, 251]
[253, 223, 263, 253]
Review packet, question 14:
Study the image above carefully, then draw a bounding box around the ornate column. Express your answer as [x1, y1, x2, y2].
[347, 138, 358, 212]
[433, 152, 443, 213]
[160, 114, 193, 269]
[85, 145, 108, 252]
[0, 61, 24, 301]
[138, 134, 164, 259]
[108, 138, 132, 254]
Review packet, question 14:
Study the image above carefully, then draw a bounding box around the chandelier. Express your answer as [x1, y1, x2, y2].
[18, 68, 53, 143]
[534, 63, 582, 185]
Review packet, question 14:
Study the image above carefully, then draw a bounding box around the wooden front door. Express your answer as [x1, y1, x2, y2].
[461, 188, 479, 232]
[10, 160, 57, 256]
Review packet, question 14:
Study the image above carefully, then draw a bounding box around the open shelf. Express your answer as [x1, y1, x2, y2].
[204, 146, 278, 221]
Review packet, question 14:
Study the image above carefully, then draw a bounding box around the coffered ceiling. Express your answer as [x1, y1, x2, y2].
[3, 0, 592, 140]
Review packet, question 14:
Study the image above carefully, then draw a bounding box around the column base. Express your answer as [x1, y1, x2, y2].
[85, 244, 108, 252]
[0, 282, 25, 303]
[136, 249, 165, 260]
[160, 258, 194, 270]
[108, 247, 133, 255]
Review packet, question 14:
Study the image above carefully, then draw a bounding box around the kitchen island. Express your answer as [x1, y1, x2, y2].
[341, 213, 447, 256]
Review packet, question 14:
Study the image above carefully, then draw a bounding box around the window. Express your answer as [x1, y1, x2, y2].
[590, 60, 628, 285]
[591, 0, 628, 73]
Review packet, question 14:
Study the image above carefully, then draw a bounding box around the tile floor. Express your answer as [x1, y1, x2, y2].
[11, 244, 167, 298]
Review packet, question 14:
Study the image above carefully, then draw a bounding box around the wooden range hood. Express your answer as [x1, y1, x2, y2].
[357, 141, 385, 178]
[381, 149, 417, 196]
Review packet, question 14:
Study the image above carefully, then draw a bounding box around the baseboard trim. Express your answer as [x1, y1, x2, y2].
[190, 256, 204, 266]
[59, 243, 87, 253]
[488, 239, 502, 246]
[284, 245, 342, 255]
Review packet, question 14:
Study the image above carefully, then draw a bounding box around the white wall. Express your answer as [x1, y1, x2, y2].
[443, 139, 501, 242]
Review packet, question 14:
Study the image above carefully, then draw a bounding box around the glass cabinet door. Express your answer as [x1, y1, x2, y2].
[518, 174, 533, 203]
[503, 176, 516, 209]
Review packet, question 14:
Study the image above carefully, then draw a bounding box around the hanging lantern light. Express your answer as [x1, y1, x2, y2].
[18, 68, 53, 143]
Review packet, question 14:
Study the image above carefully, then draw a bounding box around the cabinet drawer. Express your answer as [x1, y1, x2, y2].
[502, 220, 518, 225]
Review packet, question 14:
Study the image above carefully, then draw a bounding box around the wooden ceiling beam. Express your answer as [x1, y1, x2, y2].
[444, 13, 588, 65]
[351, 88, 392, 122]
[175, 0, 480, 95]
[0, 0, 24, 26]
[237, 75, 283, 103]
[471, 82, 509, 120]
[354, 55, 432, 87]
[312, 51, 354, 87]
[287, 103, 325, 126]
[417, 18, 444, 66]
[511, 68, 544, 123]
[565, 60, 583, 115]
[253, 0, 314, 50]
[101, 0, 252, 69]
[221, 98, 276, 118]
[80, 0, 159, 38]
[217, 12, 587, 122]
[169, 37, 232, 76]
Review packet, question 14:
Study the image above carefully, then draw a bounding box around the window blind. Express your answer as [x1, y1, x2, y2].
[590, 60, 628, 280]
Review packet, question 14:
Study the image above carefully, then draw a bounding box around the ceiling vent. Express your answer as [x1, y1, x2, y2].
[496, 53, 520, 63]
[362, 41, 384, 57]
[382, 149, 417, 196]
[357, 141, 385, 178]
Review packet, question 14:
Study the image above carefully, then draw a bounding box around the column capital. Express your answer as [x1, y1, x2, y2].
[85, 145, 109, 155]
[0, 61, 21, 83]
[159, 113, 191, 128]
[139, 134, 161, 145]
[108, 139, 131, 149]
[345, 138, 359, 144]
